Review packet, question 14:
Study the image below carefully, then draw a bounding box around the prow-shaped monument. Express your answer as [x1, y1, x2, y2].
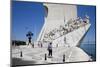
[37, 3, 91, 47]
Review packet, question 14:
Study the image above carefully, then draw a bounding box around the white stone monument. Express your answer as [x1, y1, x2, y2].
[37, 3, 91, 47]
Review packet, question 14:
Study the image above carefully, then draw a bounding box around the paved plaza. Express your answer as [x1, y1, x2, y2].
[12, 45, 91, 66]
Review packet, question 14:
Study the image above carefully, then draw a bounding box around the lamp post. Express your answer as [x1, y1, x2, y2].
[26, 31, 33, 46]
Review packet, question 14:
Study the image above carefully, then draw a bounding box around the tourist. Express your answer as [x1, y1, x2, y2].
[47, 42, 52, 57]
[41, 42, 43, 48]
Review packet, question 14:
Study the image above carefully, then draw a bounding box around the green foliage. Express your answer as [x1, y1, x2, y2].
[12, 40, 26, 46]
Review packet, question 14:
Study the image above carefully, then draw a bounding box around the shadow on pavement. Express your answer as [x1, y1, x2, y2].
[12, 58, 37, 67]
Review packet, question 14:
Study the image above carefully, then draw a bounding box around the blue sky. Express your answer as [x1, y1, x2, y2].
[12, 1, 45, 41]
[77, 5, 96, 42]
[12, 1, 96, 43]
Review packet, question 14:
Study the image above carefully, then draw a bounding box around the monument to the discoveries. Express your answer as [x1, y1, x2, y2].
[37, 3, 90, 47]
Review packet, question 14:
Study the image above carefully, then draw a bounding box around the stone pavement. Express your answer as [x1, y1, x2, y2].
[12, 45, 91, 65]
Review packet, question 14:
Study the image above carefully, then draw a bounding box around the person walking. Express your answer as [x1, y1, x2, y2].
[47, 42, 53, 57]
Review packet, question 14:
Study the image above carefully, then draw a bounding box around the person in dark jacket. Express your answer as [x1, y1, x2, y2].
[48, 42, 52, 57]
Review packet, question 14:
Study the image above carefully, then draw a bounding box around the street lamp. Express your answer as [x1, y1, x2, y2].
[26, 31, 33, 46]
